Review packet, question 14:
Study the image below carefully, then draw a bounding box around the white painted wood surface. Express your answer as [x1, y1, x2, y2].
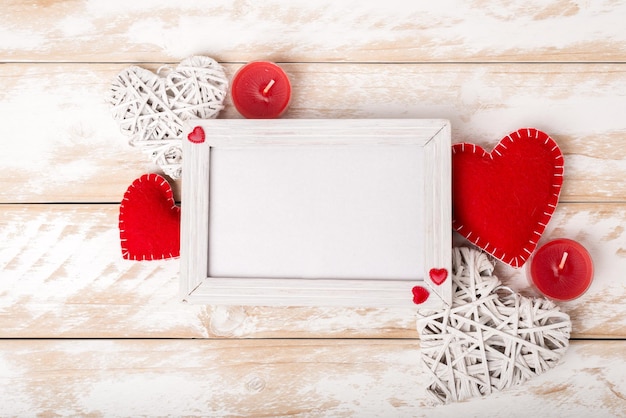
[2, 1, 626, 63]
[1, 63, 625, 203]
[1, 340, 624, 417]
[0, 1, 625, 415]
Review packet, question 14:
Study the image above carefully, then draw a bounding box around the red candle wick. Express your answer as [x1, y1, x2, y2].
[558, 251, 569, 270]
[262, 79, 276, 96]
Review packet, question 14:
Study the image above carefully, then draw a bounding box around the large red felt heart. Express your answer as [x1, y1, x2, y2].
[452, 128, 564, 268]
[119, 174, 181, 260]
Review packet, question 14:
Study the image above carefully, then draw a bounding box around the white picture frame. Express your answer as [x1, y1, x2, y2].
[180, 119, 451, 309]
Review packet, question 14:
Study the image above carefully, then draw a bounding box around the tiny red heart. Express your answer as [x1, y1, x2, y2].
[412, 286, 430, 305]
[187, 126, 205, 143]
[429, 268, 448, 285]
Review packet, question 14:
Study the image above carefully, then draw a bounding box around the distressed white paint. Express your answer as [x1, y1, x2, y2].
[1, 204, 622, 339]
[2, 1, 626, 61]
[1, 64, 625, 203]
[0, 0, 624, 415]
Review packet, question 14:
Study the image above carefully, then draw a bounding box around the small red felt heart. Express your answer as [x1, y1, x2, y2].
[452, 128, 564, 268]
[187, 126, 205, 143]
[119, 174, 181, 260]
[412, 286, 430, 305]
[429, 268, 448, 285]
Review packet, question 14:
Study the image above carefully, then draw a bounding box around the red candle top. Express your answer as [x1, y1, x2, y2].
[231, 61, 291, 119]
[529, 238, 594, 301]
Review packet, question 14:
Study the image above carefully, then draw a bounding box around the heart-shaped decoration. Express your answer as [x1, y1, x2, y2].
[119, 174, 181, 260]
[452, 128, 564, 268]
[108, 56, 228, 179]
[429, 268, 448, 285]
[417, 247, 571, 404]
[187, 126, 206, 144]
[412, 286, 430, 304]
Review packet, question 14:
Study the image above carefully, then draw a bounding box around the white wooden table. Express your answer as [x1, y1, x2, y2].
[1, 2, 625, 416]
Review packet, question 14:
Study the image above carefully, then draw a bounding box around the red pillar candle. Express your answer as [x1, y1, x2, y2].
[231, 61, 291, 119]
[528, 238, 594, 301]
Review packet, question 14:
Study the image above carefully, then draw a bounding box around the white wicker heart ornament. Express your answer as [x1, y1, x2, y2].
[417, 247, 571, 404]
[107, 56, 228, 179]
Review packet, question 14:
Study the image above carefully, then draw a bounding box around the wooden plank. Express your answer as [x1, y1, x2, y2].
[2, 1, 626, 63]
[1, 63, 625, 203]
[1, 203, 624, 339]
[0, 204, 415, 339]
[1, 339, 624, 417]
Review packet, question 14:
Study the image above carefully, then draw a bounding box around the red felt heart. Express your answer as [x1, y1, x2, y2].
[429, 268, 448, 285]
[412, 286, 430, 305]
[452, 128, 564, 268]
[119, 174, 181, 260]
[187, 126, 205, 143]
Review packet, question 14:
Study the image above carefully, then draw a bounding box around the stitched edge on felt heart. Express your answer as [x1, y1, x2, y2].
[119, 173, 180, 261]
[452, 128, 564, 268]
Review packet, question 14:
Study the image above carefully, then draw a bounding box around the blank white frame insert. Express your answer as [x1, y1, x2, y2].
[181, 119, 451, 309]
[209, 145, 424, 280]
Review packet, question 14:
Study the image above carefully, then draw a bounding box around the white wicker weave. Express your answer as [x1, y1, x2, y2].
[108, 56, 228, 179]
[417, 247, 572, 404]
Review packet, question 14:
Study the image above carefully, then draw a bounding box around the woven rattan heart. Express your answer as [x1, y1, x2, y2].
[417, 247, 571, 403]
[108, 56, 228, 179]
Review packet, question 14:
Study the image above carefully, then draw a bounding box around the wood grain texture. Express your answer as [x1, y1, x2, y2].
[2, 0, 626, 63]
[1, 0, 625, 414]
[1, 339, 624, 417]
[1, 203, 623, 339]
[1, 63, 624, 203]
